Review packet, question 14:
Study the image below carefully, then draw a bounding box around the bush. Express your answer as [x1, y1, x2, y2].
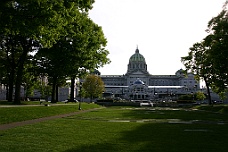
[176, 100, 195, 104]
[178, 94, 194, 101]
[96, 99, 114, 103]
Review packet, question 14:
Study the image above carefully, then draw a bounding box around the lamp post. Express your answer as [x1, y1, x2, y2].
[170, 90, 173, 101]
[191, 92, 194, 102]
[78, 82, 82, 110]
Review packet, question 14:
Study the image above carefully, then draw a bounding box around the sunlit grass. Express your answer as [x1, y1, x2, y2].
[0, 103, 101, 124]
[0, 100, 71, 105]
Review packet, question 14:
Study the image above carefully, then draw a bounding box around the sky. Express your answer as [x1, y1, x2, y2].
[89, 0, 225, 75]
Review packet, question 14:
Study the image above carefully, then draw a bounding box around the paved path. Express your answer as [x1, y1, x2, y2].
[0, 108, 103, 131]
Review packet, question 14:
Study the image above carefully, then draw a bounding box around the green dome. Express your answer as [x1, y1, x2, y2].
[129, 48, 145, 62]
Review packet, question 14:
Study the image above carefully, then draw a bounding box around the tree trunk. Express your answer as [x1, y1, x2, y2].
[14, 37, 32, 104]
[56, 85, 58, 102]
[24, 85, 28, 101]
[14, 51, 28, 104]
[6, 55, 16, 102]
[5, 40, 15, 102]
[5, 84, 8, 100]
[8, 71, 14, 102]
[51, 76, 57, 103]
[90, 95, 92, 103]
[14, 68, 23, 104]
[204, 76, 212, 105]
[70, 76, 76, 101]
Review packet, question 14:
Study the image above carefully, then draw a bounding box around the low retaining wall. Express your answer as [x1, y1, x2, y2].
[96, 102, 140, 107]
[96, 102, 196, 108]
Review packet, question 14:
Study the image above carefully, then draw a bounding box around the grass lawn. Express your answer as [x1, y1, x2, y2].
[0, 100, 75, 105]
[0, 102, 101, 124]
[0, 105, 228, 152]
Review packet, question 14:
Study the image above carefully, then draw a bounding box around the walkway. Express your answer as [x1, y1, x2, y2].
[0, 108, 103, 131]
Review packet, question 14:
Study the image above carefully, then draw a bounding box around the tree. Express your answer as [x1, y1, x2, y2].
[22, 61, 40, 100]
[0, 0, 95, 104]
[64, 3, 110, 102]
[35, 45, 70, 103]
[37, 81, 52, 101]
[0, 44, 10, 100]
[82, 75, 105, 102]
[181, 2, 228, 104]
[35, 15, 110, 102]
[35, 12, 110, 103]
[181, 42, 213, 105]
[203, 4, 228, 94]
[0, 1, 63, 103]
[65, 15, 110, 102]
[195, 91, 206, 101]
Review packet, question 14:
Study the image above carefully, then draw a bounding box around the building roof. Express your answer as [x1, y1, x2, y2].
[133, 78, 145, 85]
[104, 85, 185, 89]
[148, 86, 185, 88]
[129, 47, 145, 62]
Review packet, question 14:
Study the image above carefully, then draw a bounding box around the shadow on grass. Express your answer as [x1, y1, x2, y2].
[64, 122, 228, 152]
[119, 123, 228, 152]
[121, 107, 228, 122]
[63, 107, 228, 152]
[65, 143, 117, 152]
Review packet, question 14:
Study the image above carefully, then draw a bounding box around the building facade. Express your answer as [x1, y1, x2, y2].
[100, 47, 200, 100]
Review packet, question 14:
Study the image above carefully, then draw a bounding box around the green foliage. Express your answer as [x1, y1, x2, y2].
[34, 6, 110, 102]
[181, 3, 228, 103]
[0, 0, 70, 103]
[203, 8, 228, 93]
[195, 91, 206, 101]
[82, 75, 105, 100]
[0, 0, 109, 104]
[37, 83, 52, 99]
[178, 92, 206, 102]
[22, 62, 40, 98]
[178, 94, 194, 101]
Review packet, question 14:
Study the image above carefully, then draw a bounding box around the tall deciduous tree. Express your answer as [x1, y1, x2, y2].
[35, 44, 71, 103]
[67, 17, 110, 102]
[0, 0, 95, 104]
[182, 2, 228, 103]
[82, 75, 105, 102]
[204, 4, 228, 94]
[35, 6, 110, 102]
[181, 42, 213, 104]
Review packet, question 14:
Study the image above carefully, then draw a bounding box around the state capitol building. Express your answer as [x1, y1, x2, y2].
[99, 47, 200, 100]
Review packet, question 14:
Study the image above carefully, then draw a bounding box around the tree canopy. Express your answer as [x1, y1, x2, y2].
[82, 74, 105, 102]
[181, 41, 213, 104]
[35, 9, 110, 102]
[181, 2, 228, 103]
[204, 7, 228, 93]
[0, 0, 110, 103]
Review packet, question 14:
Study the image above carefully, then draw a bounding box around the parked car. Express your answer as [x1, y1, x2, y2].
[213, 100, 223, 104]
